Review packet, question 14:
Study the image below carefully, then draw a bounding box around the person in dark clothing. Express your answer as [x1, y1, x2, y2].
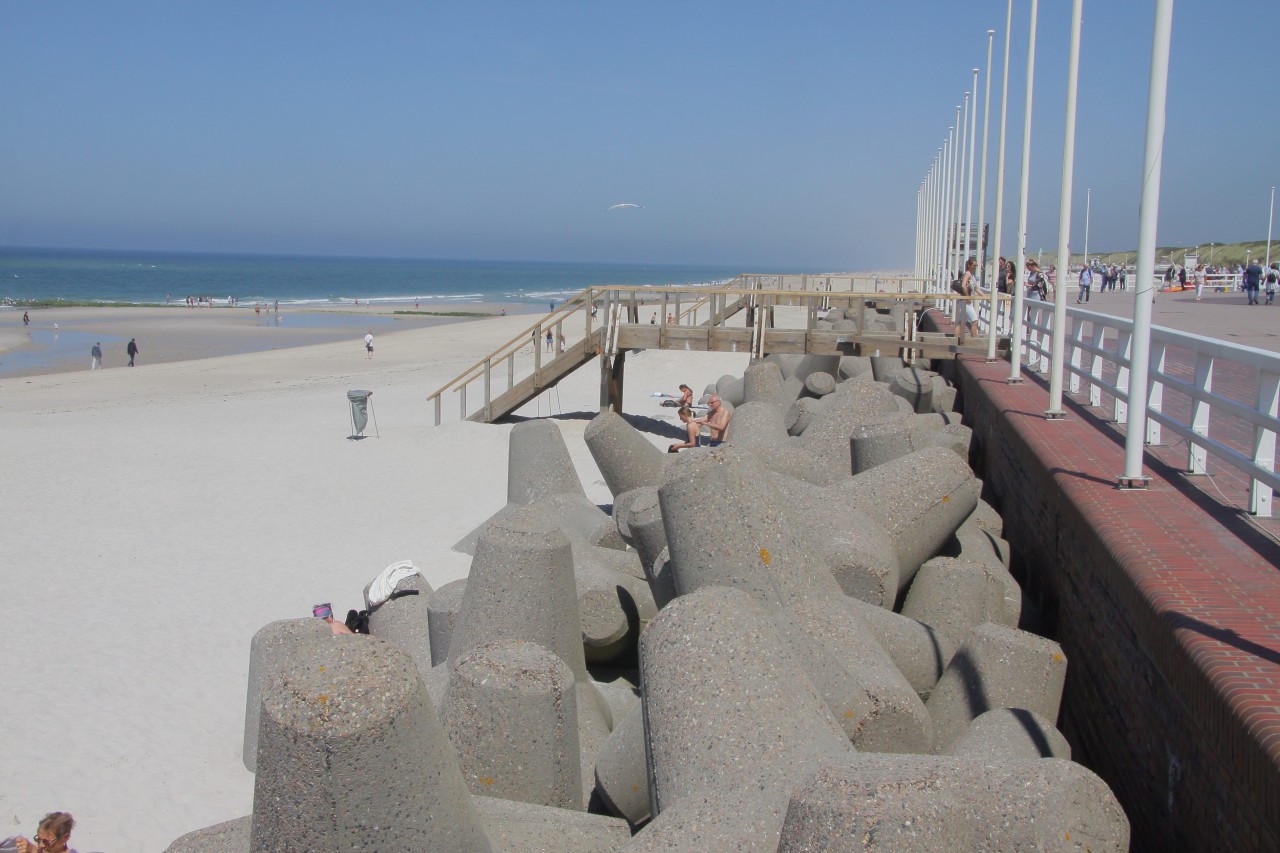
[127, 338, 139, 366]
[1245, 261, 1264, 305]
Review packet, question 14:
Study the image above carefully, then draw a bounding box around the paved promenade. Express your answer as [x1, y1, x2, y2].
[949, 299, 1280, 849]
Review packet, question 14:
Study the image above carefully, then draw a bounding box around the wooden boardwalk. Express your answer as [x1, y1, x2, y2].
[428, 278, 1010, 424]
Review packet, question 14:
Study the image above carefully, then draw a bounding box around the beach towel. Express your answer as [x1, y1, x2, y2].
[367, 560, 420, 607]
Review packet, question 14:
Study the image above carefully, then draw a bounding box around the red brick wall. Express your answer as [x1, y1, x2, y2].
[948, 347, 1280, 851]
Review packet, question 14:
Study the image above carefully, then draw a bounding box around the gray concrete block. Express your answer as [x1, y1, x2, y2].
[623, 788, 791, 853]
[658, 446, 845, 610]
[744, 360, 786, 406]
[931, 374, 958, 413]
[768, 475, 898, 607]
[639, 586, 853, 814]
[949, 520, 1012, 570]
[571, 540, 656, 664]
[850, 409, 920, 474]
[242, 617, 328, 772]
[841, 446, 981, 595]
[781, 374, 806, 404]
[715, 373, 745, 407]
[164, 816, 250, 853]
[775, 755, 1128, 852]
[901, 557, 1007, 649]
[477, 795, 631, 853]
[507, 418, 589, 505]
[890, 366, 937, 414]
[930, 422, 973, 459]
[427, 578, 467, 667]
[841, 596, 955, 701]
[838, 355, 873, 381]
[824, 306, 847, 322]
[869, 354, 903, 383]
[449, 516, 589, 684]
[368, 572, 434, 681]
[964, 498, 1005, 536]
[584, 410, 668, 498]
[796, 380, 902, 481]
[251, 635, 491, 852]
[442, 640, 583, 810]
[594, 702, 651, 824]
[944, 708, 1072, 761]
[726, 400, 791, 454]
[785, 396, 822, 436]
[804, 371, 836, 398]
[621, 489, 677, 609]
[926, 622, 1068, 752]
[777, 598, 934, 754]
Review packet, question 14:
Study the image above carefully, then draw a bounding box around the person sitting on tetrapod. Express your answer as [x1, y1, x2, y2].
[692, 394, 732, 447]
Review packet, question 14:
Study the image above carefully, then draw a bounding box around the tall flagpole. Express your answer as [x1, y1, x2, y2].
[1267, 185, 1275, 268]
[1009, 0, 1040, 384]
[977, 29, 997, 356]
[1121, 0, 1175, 487]
[988, 1, 1014, 361]
[1047, 0, 1085, 417]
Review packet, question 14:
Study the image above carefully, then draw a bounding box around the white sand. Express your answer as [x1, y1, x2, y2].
[0, 309, 747, 851]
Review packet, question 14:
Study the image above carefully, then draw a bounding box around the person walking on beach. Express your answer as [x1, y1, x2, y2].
[364, 332, 374, 359]
[1266, 263, 1279, 306]
[90, 342, 102, 370]
[126, 338, 139, 367]
[22, 311, 30, 326]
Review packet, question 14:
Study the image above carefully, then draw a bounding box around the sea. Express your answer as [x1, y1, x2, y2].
[0, 246, 804, 309]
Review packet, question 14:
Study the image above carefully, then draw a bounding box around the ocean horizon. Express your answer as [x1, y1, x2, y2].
[0, 246, 833, 310]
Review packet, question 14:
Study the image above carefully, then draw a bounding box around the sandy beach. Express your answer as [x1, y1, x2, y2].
[0, 305, 747, 851]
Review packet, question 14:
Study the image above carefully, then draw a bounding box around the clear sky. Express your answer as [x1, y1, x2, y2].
[2, 1, 1276, 269]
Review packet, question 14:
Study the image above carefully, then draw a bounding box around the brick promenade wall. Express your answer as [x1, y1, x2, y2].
[925, 317, 1280, 851]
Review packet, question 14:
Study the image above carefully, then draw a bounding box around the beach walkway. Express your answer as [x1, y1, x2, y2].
[933, 304, 1280, 851]
[429, 281, 1006, 424]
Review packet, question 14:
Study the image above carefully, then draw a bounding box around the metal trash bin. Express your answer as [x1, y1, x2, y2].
[347, 389, 375, 438]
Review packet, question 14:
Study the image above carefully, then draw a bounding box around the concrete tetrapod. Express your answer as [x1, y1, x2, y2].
[795, 379, 902, 483]
[900, 557, 1010, 647]
[241, 617, 328, 773]
[944, 707, 1072, 761]
[775, 597, 934, 754]
[251, 635, 492, 852]
[775, 755, 1129, 852]
[743, 360, 787, 407]
[367, 572, 434, 680]
[837, 445, 981, 596]
[426, 577, 467, 666]
[584, 410, 669, 498]
[926, 621, 1068, 752]
[506, 418, 589, 505]
[890, 366, 938, 414]
[657, 445, 845, 609]
[447, 515, 612, 801]
[638, 586, 854, 830]
[441, 640, 583, 810]
[594, 702, 652, 825]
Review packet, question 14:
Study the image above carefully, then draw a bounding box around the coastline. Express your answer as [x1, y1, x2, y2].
[0, 302, 534, 380]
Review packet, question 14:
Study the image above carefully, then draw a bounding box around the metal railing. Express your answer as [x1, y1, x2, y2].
[1017, 300, 1280, 515]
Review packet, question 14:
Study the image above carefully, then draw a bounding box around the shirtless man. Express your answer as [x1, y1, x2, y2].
[693, 395, 732, 446]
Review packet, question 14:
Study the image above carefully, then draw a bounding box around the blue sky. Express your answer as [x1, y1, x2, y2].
[2, 1, 1276, 269]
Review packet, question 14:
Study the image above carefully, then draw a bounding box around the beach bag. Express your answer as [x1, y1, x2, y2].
[345, 609, 371, 634]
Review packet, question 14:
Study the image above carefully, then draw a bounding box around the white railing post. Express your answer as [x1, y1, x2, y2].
[1188, 353, 1213, 475]
[1251, 369, 1280, 516]
[1088, 320, 1105, 407]
[1147, 342, 1165, 445]
[1113, 328, 1133, 423]
[1069, 318, 1084, 394]
[483, 359, 492, 423]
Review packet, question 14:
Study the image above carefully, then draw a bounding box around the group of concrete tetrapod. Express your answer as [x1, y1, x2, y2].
[168, 345, 1131, 851]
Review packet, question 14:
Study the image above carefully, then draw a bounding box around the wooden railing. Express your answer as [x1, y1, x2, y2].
[426, 279, 1006, 425]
